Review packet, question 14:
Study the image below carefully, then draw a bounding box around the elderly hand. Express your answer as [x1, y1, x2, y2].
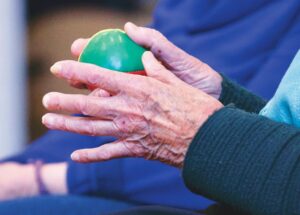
[42, 52, 223, 168]
[70, 22, 222, 99]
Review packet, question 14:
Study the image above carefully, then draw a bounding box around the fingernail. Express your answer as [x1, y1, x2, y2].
[126, 22, 137, 30]
[71, 42, 78, 53]
[41, 115, 46, 124]
[42, 114, 55, 126]
[71, 152, 80, 161]
[42, 94, 50, 108]
[142, 51, 153, 61]
[50, 62, 62, 74]
[143, 51, 152, 57]
[71, 38, 83, 52]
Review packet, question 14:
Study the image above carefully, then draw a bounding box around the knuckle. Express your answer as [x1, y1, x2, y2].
[77, 96, 90, 115]
[58, 117, 68, 131]
[87, 73, 101, 86]
[113, 115, 143, 135]
[64, 121, 72, 132]
[97, 150, 111, 160]
[148, 29, 169, 55]
[149, 28, 163, 39]
[84, 64, 105, 85]
[86, 121, 98, 136]
[132, 76, 153, 94]
[79, 151, 90, 162]
[133, 144, 148, 157]
[149, 29, 163, 46]
[113, 117, 130, 134]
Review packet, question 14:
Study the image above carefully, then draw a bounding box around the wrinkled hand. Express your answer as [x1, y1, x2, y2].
[42, 52, 223, 168]
[0, 162, 38, 201]
[70, 22, 222, 99]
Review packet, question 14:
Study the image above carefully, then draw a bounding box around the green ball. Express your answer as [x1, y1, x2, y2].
[79, 29, 146, 73]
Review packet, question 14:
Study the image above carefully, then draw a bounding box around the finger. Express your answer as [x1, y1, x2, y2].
[50, 60, 136, 94]
[68, 80, 88, 89]
[43, 92, 122, 118]
[125, 22, 188, 67]
[42, 113, 119, 136]
[71, 38, 90, 58]
[70, 141, 142, 163]
[89, 88, 111, 97]
[142, 51, 179, 85]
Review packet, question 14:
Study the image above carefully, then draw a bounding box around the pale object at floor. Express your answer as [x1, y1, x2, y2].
[0, 0, 27, 158]
[260, 50, 300, 127]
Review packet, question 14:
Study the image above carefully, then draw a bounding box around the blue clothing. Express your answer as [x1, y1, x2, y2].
[0, 195, 135, 215]
[5, 130, 212, 210]
[152, 0, 300, 99]
[260, 50, 300, 126]
[4, 0, 300, 211]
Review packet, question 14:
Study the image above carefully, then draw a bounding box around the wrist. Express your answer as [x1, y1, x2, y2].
[179, 93, 223, 168]
[197, 96, 224, 129]
[41, 162, 68, 195]
[210, 71, 223, 99]
[22, 164, 39, 197]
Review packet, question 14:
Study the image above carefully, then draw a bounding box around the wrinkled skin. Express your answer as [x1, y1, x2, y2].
[42, 49, 223, 168]
[70, 23, 222, 99]
[1, 23, 226, 201]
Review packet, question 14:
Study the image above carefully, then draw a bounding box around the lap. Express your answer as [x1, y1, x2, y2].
[0, 195, 135, 215]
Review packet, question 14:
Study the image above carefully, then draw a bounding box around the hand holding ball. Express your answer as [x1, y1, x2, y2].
[79, 29, 146, 79]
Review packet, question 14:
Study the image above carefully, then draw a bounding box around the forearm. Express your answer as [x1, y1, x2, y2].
[0, 161, 67, 200]
[183, 106, 300, 215]
[1, 130, 101, 197]
[219, 75, 267, 113]
[41, 162, 68, 195]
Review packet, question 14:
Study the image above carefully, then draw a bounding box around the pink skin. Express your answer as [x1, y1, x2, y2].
[0, 163, 38, 200]
[0, 162, 68, 201]
[42, 51, 223, 168]
[70, 22, 223, 99]
[0, 23, 224, 201]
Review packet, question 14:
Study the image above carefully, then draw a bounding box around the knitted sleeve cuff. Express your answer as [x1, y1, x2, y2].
[219, 75, 266, 113]
[183, 105, 300, 215]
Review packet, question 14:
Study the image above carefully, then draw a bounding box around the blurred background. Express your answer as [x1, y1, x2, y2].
[0, 0, 156, 159]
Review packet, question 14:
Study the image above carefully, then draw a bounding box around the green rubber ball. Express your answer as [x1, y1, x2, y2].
[79, 29, 146, 74]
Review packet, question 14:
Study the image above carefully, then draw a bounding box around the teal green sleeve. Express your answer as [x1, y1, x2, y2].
[219, 76, 266, 113]
[183, 106, 300, 215]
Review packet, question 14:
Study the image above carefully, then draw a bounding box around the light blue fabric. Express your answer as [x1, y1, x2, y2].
[260, 50, 300, 126]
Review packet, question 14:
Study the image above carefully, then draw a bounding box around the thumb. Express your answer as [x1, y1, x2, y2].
[71, 38, 90, 58]
[125, 22, 189, 68]
[142, 51, 179, 85]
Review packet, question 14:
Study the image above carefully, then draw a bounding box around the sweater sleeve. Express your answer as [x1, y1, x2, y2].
[183, 106, 300, 215]
[219, 75, 267, 113]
